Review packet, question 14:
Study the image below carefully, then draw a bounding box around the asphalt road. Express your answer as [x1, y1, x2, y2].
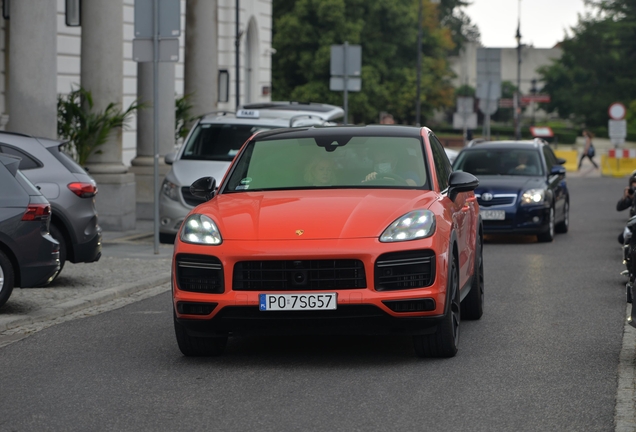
[0, 177, 629, 432]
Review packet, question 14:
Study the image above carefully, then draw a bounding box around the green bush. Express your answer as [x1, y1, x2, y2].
[57, 87, 141, 166]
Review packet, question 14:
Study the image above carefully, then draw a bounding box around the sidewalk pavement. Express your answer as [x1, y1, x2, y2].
[0, 220, 173, 334]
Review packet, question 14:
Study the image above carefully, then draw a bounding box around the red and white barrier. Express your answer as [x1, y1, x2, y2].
[608, 149, 636, 159]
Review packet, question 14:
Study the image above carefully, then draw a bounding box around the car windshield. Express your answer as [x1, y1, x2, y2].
[454, 148, 544, 176]
[224, 135, 429, 191]
[181, 123, 277, 161]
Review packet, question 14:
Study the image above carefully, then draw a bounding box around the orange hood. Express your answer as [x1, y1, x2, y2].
[194, 189, 438, 240]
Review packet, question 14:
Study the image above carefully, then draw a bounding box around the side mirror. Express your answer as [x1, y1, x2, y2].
[164, 152, 176, 165]
[190, 177, 216, 202]
[448, 171, 479, 201]
[550, 165, 566, 176]
[556, 157, 566, 165]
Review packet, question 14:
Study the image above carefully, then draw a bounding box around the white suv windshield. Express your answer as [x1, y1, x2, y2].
[181, 123, 276, 161]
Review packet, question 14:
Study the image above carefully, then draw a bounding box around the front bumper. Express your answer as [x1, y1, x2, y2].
[172, 237, 450, 336]
[159, 192, 192, 236]
[482, 203, 550, 235]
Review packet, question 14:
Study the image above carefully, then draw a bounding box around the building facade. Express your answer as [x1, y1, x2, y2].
[1, 0, 273, 229]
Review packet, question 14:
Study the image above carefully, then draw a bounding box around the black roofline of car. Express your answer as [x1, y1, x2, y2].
[253, 125, 425, 141]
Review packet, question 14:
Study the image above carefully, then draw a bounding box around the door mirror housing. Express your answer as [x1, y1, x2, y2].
[190, 177, 217, 201]
[164, 152, 176, 165]
[556, 157, 566, 165]
[448, 171, 479, 201]
[550, 165, 566, 176]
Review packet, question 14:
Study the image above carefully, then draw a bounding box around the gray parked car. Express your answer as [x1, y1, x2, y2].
[159, 102, 344, 243]
[0, 132, 101, 275]
[0, 154, 60, 307]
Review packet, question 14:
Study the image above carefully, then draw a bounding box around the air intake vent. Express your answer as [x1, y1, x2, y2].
[233, 259, 366, 291]
[374, 250, 435, 291]
[383, 299, 436, 313]
[177, 302, 217, 315]
[176, 254, 224, 293]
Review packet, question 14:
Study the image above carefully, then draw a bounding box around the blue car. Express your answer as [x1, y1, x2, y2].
[452, 140, 569, 242]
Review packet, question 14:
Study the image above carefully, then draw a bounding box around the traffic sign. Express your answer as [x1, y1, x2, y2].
[478, 99, 498, 115]
[609, 102, 627, 120]
[330, 44, 361, 77]
[134, 0, 181, 38]
[476, 48, 502, 100]
[329, 77, 361, 92]
[530, 126, 554, 138]
[456, 97, 474, 115]
[453, 112, 477, 129]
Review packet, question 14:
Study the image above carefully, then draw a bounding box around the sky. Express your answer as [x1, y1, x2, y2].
[464, 0, 593, 48]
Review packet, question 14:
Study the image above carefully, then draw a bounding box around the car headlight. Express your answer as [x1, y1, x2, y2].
[180, 214, 222, 245]
[162, 180, 180, 201]
[520, 189, 545, 205]
[380, 210, 436, 242]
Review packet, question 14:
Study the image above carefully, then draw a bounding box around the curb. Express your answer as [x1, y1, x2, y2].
[0, 273, 171, 333]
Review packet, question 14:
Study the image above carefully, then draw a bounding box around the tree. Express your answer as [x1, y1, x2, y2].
[272, 0, 468, 124]
[538, 0, 636, 127]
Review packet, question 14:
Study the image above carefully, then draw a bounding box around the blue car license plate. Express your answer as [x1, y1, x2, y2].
[481, 210, 505, 220]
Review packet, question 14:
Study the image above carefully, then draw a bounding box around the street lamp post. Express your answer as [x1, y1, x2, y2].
[415, 0, 440, 127]
[514, 16, 522, 140]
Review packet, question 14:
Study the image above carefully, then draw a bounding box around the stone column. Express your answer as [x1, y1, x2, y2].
[81, 0, 135, 231]
[184, 0, 218, 117]
[7, 0, 57, 138]
[130, 62, 176, 220]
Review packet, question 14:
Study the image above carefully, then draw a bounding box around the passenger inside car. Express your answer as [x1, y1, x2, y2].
[363, 144, 420, 186]
[508, 152, 540, 175]
[303, 157, 337, 186]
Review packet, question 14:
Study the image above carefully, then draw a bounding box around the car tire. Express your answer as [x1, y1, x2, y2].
[160, 233, 176, 244]
[174, 313, 227, 357]
[0, 250, 15, 308]
[555, 201, 569, 234]
[537, 206, 555, 243]
[461, 234, 484, 320]
[413, 256, 460, 358]
[49, 224, 66, 276]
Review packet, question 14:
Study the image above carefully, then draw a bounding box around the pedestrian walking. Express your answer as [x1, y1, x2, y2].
[578, 130, 599, 170]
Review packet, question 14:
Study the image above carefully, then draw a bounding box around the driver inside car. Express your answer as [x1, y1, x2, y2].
[363, 145, 419, 186]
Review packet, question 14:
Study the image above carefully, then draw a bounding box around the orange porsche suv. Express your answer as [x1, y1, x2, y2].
[172, 126, 483, 358]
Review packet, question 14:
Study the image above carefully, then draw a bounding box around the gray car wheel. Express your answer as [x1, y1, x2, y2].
[0, 250, 15, 308]
[537, 206, 555, 243]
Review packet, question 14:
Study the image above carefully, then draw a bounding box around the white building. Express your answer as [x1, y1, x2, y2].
[1, 0, 272, 229]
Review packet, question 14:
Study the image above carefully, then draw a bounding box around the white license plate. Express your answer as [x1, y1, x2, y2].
[481, 210, 506, 220]
[259, 293, 337, 311]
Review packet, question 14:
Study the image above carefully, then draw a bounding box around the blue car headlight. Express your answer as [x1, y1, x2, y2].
[380, 210, 436, 242]
[180, 214, 222, 245]
[520, 189, 545, 206]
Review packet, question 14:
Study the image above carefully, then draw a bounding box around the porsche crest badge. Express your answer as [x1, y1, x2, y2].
[295, 229, 304, 236]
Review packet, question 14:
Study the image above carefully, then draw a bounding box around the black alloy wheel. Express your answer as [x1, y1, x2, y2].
[0, 250, 15, 308]
[537, 206, 555, 243]
[555, 200, 569, 234]
[413, 256, 460, 358]
[174, 313, 228, 357]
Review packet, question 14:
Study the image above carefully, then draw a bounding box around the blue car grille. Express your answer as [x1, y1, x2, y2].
[478, 195, 516, 207]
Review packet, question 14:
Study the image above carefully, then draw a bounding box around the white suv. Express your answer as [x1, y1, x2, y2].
[159, 102, 344, 242]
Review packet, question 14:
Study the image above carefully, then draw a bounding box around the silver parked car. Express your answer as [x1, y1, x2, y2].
[159, 102, 344, 242]
[0, 132, 101, 277]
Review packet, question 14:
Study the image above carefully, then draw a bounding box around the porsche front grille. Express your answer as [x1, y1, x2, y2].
[233, 259, 367, 291]
[374, 250, 435, 291]
[176, 254, 224, 293]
